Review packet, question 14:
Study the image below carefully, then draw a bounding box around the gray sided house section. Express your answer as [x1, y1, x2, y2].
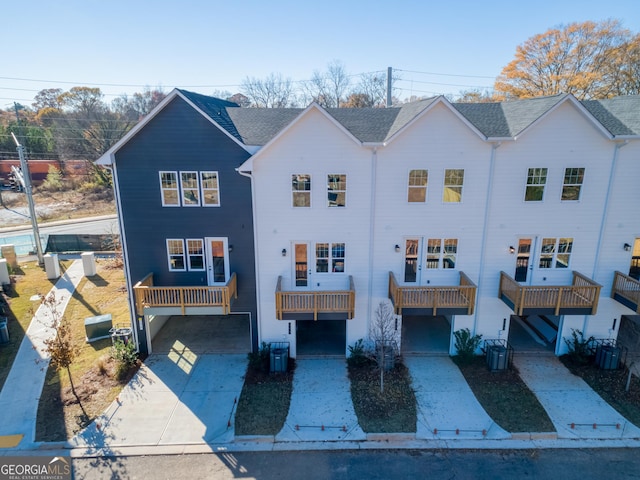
[114, 96, 257, 354]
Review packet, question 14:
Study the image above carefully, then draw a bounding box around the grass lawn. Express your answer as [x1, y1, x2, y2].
[28, 257, 135, 441]
[453, 355, 556, 433]
[0, 260, 73, 391]
[560, 354, 640, 428]
[235, 353, 294, 436]
[348, 357, 417, 433]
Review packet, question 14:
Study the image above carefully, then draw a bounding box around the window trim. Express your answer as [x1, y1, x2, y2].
[524, 167, 548, 202]
[166, 239, 186, 272]
[407, 169, 428, 203]
[159, 171, 180, 207]
[327, 174, 347, 208]
[200, 171, 221, 207]
[186, 238, 206, 271]
[314, 241, 346, 274]
[426, 238, 458, 269]
[561, 167, 585, 202]
[443, 168, 464, 203]
[292, 174, 311, 208]
[539, 237, 573, 269]
[180, 171, 201, 207]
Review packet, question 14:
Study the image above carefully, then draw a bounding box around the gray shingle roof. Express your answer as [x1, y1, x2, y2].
[178, 89, 639, 146]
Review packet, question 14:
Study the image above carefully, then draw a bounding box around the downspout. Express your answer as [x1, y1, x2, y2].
[237, 166, 261, 352]
[367, 146, 378, 328]
[592, 140, 629, 281]
[475, 141, 501, 335]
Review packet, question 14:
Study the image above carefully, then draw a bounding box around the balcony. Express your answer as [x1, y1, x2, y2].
[611, 271, 640, 313]
[133, 272, 237, 316]
[388, 271, 477, 316]
[275, 276, 355, 320]
[499, 271, 601, 316]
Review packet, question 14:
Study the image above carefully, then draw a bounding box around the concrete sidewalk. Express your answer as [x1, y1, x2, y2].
[0, 260, 84, 448]
[514, 355, 640, 439]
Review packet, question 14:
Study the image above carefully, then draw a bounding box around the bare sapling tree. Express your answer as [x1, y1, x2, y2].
[39, 292, 87, 418]
[369, 300, 400, 393]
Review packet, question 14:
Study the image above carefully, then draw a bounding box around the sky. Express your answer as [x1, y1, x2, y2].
[2, 0, 640, 108]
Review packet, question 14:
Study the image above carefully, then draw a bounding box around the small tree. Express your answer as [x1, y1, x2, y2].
[453, 328, 483, 363]
[369, 301, 400, 393]
[39, 292, 86, 418]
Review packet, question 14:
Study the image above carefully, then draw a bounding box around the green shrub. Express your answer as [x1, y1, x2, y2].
[453, 328, 482, 363]
[248, 342, 270, 373]
[111, 339, 138, 381]
[347, 338, 369, 368]
[564, 329, 594, 364]
[40, 166, 64, 192]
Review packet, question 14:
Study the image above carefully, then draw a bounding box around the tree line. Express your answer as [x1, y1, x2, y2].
[1, 19, 637, 165]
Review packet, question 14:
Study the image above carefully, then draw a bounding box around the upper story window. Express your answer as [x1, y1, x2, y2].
[166, 239, 186, 271]
[426, 238, 458, 269]
[315, 242, 345, 273]
[408, 169, 428, 203]
[292, 174, 311, 207]
[327, 174, 346, 207]
[539, 237, 573, 268]
[186, 239, 205, 271]
[561, 168, 584, 201]
[160, 171, 179, 206]
[525, 168, 547, 201]
[443, 169, 464, 203]
[180, 171, 200, 206]
[200, 171, 220, 206]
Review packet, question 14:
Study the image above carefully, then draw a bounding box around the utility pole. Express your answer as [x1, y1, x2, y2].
[11, 132, 44, 265]
[386, 67, 392, 108]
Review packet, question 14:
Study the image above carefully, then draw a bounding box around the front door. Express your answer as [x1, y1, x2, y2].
[294, 243, 310, 288]
[629, 238, 640, 280]
[206, 237, 229, 285]
[514, 238, 534, 283]
[404, 238, 423, 283]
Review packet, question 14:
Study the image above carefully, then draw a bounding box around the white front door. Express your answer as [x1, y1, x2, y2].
[293, 242, 310, 289]
[404, 238, 423, 283]
[206, 237, 229, 285]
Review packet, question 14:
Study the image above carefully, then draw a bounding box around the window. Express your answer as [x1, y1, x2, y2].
[426, 238, 457, 268]
[408, 169, 428, 203]
[315, 242, 345, 273]
[180, 171, 200, 206]
[562, 168, 584, 201]
[292, 174, 311, 207]
[525, 168, 547, 201]
[539, 237, 573, 268]
[443, 169, 464, 203]
[159, 171, 179, 206]
[200, 171, 220, 206]
[186, 239, 205, 271]
[166, 239, 186, 271]
[327, 174, 346, 207]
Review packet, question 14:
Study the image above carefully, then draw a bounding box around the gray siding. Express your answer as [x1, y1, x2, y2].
[114, 97, 257, 352]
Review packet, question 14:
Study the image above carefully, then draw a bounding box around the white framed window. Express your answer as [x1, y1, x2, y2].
[186, 239, 205, 271]
[292, 174, 311, 207]
[539, 237, 573, 268]
[166, 239, 186, 271]
[180, 171, 200, 206]
[426, 238, 458, 269]
[443, 169, 464, 203]
[315, 242, 345, 273]
[408, 169, 428, 203]
[327, 174, 346, 207]
[525, 168, 547, 202]
[159, 171, 179, 206]
[200, 171, 220, 206]
[562, 168, 584, 201]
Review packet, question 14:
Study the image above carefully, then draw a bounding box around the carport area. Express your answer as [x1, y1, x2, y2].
[151, 314, 251, 354]
[401, 315, 451, 354]
[508, 315, 557, 354]
[296, 320, 346, 356]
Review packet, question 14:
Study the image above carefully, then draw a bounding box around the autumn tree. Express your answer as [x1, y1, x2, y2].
[240, 73, 297, 108]
[303, 60, 351, 108]
[495, 19, 638, 100]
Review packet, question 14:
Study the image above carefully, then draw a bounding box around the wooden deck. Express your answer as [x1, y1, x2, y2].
[611, 271, 640, 313]
[275, 276, 355, 320]
[499, 271, 601, 316]
[133, 272, 237, 316]
[388, 271, 477, 315]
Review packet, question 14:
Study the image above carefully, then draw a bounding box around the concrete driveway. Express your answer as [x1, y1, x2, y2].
[70, 353, 247, 451]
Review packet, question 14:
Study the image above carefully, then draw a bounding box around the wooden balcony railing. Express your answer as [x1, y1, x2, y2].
[133, 272, 237, 316]
[499, 271, 601, 316]
[275, 276, 355, 320]
[611, 271, 640, 313]
[388, 271, 477, 315]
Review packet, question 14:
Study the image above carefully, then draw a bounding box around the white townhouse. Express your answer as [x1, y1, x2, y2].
[239, 94, 640, 358]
